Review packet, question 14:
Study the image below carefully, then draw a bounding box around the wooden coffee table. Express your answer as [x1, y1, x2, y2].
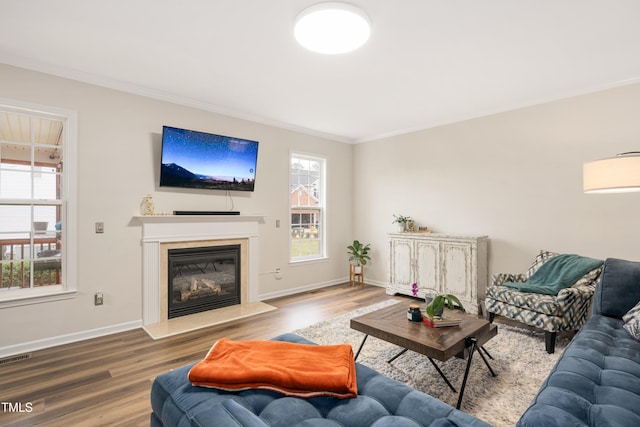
[350, 303, 497, 409]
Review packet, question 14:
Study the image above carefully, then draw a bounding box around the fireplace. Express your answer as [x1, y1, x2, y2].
[167, 245, 241, 319]
[135, 214, 264, 328]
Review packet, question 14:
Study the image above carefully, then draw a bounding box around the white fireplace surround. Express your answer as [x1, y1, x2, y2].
[134, 215, 264, 326]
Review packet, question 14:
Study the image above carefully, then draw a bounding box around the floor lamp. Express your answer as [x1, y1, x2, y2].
[583, 152, 640, 193]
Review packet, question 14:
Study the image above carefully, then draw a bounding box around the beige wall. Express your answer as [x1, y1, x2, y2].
[0, 64, 353, 352]
[353, 83, 640, 286]
[3, 61, 640, 355]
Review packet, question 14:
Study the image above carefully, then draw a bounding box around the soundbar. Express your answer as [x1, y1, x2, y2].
[174, 210, 240, 216]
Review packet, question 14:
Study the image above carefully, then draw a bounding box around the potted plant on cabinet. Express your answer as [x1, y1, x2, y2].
[347, 240, 371, 287]
[392, 214, 412, 232]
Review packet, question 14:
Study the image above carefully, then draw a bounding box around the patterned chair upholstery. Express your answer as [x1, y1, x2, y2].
[485, 250, 603, 354]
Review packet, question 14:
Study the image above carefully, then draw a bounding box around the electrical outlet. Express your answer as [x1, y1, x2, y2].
[275, 268, 283, 280]
[95, 292, 104, 305]
[95, 222, 104, 233]
[275, 219, 280, 228]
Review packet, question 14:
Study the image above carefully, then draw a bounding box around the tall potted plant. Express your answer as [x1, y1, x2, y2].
[347, 240, 371, 273]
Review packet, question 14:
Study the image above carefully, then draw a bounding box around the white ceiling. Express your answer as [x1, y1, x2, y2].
[1, 0, 640, 143]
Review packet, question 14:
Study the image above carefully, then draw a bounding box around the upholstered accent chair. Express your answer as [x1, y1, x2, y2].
[485, 250, 603, 354]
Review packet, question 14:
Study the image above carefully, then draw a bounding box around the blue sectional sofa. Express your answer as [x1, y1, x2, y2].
[150, 257, 640, 426]
[518, 258, 640, 427]
[150, 333, 491, 427]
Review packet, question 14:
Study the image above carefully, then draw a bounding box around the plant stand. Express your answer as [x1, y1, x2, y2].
[350, 264, 364, 287]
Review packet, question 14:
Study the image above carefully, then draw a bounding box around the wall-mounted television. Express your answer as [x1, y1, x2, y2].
[160, 126, 259, 192]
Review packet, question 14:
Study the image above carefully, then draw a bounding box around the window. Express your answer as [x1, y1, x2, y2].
[0, 101, 76, 305]
[290, 153, 326, 261]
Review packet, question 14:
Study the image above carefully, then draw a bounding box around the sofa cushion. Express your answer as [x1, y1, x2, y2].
[486, 286, 564, 316]
[517, 314, 640, 427]
[593, 258, 640, 319]
[151, 333, 492, 427]
[623, 300, 640, 340]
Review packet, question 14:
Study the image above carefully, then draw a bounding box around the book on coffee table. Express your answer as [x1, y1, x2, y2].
[422, 315, 461, 328]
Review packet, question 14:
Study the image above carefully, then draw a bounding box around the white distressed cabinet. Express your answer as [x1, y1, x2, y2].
[387, 233, 488, 314]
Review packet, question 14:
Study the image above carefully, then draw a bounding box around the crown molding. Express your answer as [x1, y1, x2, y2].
[0, 52, 355, 144]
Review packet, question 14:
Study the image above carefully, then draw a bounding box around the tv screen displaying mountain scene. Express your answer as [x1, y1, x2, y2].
[160, 126, 259, 192]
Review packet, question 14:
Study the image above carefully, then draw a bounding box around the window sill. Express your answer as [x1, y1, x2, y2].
[0, 288, 77, 308]
[289, 256, 329, 266]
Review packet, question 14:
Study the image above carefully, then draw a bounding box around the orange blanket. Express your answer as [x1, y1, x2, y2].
[188, 338, 357, 399]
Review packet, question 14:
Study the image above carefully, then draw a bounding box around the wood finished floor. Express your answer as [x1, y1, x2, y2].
[0, 283, 407, 427]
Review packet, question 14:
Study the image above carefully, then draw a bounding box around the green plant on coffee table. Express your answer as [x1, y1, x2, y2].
[425, 293, 465, 319]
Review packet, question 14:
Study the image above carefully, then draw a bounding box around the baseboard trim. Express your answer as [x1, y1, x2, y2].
[366, 279, 387, 288]
[259, 277, 386, 301]
[259, 278, 347, 301]
[0, 320, 142, 359]
[0, 279, 388, 358]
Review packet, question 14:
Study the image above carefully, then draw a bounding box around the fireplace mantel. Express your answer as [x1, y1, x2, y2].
[134, 214, 265, 240]
[134, 214, 265, 224]
[133, 214, 264, 326]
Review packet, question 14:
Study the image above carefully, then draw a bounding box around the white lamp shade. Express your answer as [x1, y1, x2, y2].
[583, 154, 640, 193]
[294, 2, 371, 54]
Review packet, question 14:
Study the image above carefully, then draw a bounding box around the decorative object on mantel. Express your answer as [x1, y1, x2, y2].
[416, 226, 432, 233]
[347, 239, 370, 287]
[141, 194, 155, 215]
[583, 151, 640, 193]
[392, 214, 412, 232]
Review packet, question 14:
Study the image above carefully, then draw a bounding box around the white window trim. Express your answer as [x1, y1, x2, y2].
[289, 151, 327, 263]
[0, 98, 78, 308]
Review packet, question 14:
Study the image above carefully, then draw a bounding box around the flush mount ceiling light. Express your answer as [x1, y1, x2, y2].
[294, 2, 371, 54]
[583, 152, 640, 193]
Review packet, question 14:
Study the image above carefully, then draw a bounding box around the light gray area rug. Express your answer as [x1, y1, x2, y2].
[292, 300, 569, 427]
